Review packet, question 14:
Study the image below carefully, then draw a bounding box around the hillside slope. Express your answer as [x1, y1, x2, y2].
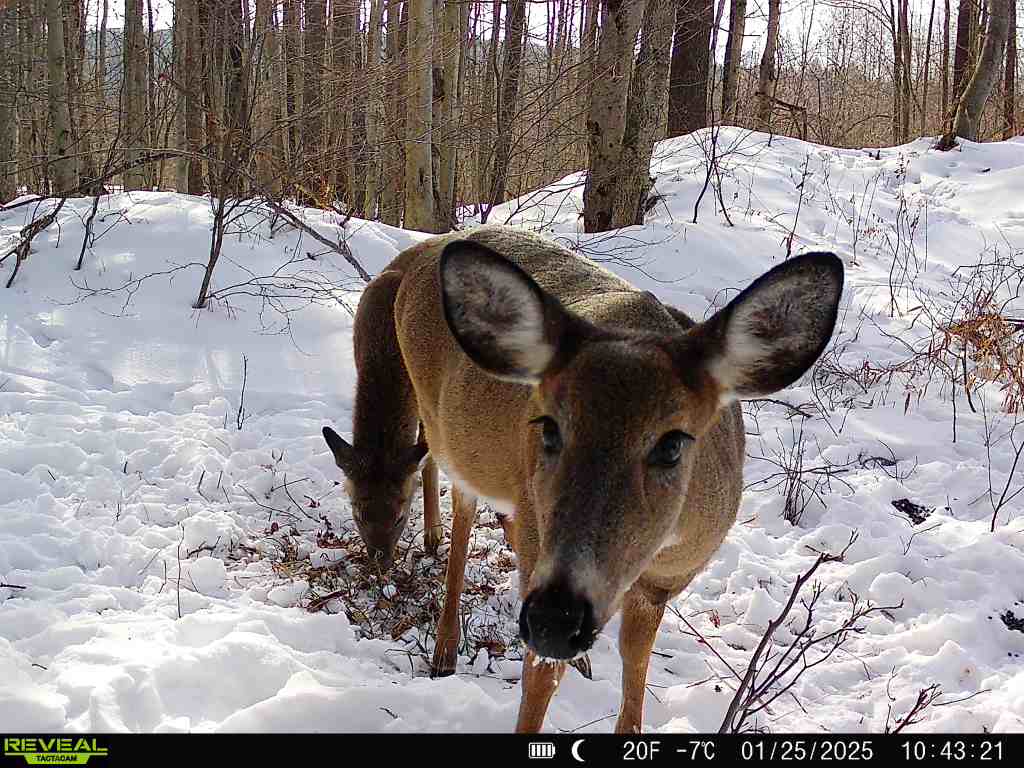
[2, 129, 1023, 732]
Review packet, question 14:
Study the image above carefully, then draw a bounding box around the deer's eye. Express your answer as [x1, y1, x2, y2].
[530, 416, 562, 455]
[648, 431, 692, 467]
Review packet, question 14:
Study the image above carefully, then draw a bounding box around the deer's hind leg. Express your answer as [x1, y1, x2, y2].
[418, 423, 443, 554]
[421, 460, 442, 554]
[430, 485, 476, 677]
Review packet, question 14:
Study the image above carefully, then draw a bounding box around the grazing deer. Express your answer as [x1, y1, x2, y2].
[322, 270, 443, 569]
[329, 225, 842, 730]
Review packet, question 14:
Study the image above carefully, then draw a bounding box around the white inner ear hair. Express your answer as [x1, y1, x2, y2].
[708, 277, 806, 397]
[480, 267, 554, 375]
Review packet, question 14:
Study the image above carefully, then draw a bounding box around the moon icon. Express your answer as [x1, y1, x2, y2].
[571, 738, 585, 763]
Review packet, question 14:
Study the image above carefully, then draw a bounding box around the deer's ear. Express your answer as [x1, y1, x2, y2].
[698, 252, 843, 400]
[323, 426, 361, 476]
[440, 239, 587, 383]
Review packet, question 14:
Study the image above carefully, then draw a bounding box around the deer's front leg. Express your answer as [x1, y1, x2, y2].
[615, 588, 666, 734]
[515, 651, 567, 732]
[430, 486, 476, 677]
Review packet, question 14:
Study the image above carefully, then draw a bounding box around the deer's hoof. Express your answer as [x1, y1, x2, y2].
[423, 524, 443, 555]
[569, 654, 593, 680]
[430, 638, 458, 678]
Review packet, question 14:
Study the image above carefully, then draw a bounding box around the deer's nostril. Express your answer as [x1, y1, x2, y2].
[520, 581, 596, 660]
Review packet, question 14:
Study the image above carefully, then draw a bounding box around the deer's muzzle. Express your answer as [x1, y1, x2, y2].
[519, 578, 597, 660]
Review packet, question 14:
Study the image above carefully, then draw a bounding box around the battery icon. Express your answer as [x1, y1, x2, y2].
[528, 742, 556, 759]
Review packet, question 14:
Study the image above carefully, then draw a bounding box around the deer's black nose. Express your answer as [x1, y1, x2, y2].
[520, 580, 596, 659]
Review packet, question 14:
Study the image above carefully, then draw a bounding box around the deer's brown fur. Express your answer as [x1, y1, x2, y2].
[328, 225, 842, 730]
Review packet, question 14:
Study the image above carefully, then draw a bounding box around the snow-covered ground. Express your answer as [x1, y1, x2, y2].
[2, 129, 1024, 733]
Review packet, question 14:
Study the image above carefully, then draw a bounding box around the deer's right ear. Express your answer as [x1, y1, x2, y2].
[440, 240, 576, 383]
[323, 426, 360, 476]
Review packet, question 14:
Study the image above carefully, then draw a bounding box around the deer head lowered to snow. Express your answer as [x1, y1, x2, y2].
[326, 225, 843, 730]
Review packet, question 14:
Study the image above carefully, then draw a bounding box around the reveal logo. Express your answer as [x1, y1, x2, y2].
[4, 738, 108, 765]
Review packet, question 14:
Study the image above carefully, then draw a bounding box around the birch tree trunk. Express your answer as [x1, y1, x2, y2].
[612, 0, 676, 226]
[947, 0, 1013, 141]
[403, 0, 435, 231]
[667, 0, 713, 137]
[720, 0, 746, 123]
[754, 0, 781, 130]
[46, 0, 75, 192]
[583, 0, 648, 233]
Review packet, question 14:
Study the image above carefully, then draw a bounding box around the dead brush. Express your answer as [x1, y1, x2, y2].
[936, 298, 1024, 413]
[301, 503, 521, 672]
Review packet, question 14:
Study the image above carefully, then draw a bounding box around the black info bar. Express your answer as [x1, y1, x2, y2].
[1, 734, 1019, 767]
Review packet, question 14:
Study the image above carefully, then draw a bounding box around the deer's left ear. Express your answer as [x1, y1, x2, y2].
[439, 238, 594, 383]
[696, 252, 844, 400]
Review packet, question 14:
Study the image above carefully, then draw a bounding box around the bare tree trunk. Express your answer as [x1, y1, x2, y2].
[579, 0, 601, 119]
[667, 0, 713, 136]
[922, 0, 936, 134]
[942, 0, 951, 116]
[303, 0, 327, 199]
[253, 0, 280, 196]
[489, 0, 528, 209]
[403, 0, 434, 231]
[283, 0, 303, 188]
[1004, 0, 1017, 139]
[173, 0, 190, 192]
[221, 0, 251, 198]
[46, 0, 75, 192]
[123, 0, 148, 190]
[476, 0, 501, 219]
[18, 2, 42, 194]
[612, 0, 675, 226]
[335, 0, 365, 215]
[64, 0, 90, 187]
[363, 0, 384, 216]
[952, 0, 976, 105]
[945, 0, 1013, 143]
[380, 1, 407, 226]
[183, 0, 204, 194]
[584, 0, 648, 233]
[434, 0, 465, 231]
[891, 0, 903, 142]
[146, 0, 156, 186]
[899, 0, 912, 140]
[95, 0, 109, 146]
[721, 0, 746, 122]
[754, 0, 781, 130]
[0, 7, 17, 202]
